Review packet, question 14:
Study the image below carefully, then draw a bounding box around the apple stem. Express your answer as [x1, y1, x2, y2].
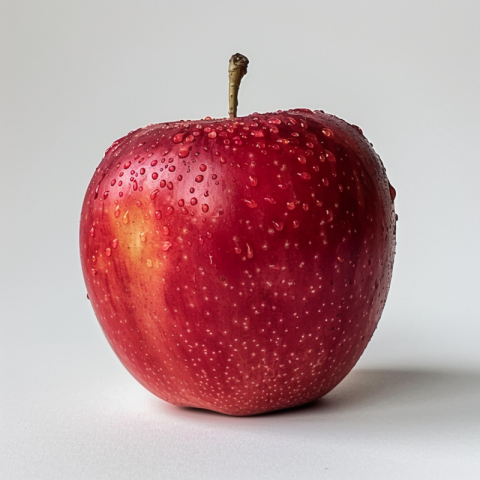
[228, 53, 249, 118]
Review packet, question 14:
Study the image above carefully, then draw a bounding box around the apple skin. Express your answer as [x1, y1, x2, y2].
[80, 109, 396, 416]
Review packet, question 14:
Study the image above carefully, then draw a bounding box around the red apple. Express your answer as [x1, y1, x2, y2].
[80, 56, 396, 416]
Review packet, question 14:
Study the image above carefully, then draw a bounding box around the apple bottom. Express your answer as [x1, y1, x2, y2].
[170, 370, 359, 416]
[114, 341, 367, 416]
[97, 301, 376, 416]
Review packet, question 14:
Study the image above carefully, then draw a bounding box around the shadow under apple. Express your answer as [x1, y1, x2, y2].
[157, 367, 480, 436]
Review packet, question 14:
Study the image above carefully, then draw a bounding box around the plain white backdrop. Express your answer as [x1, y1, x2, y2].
[1, 0, 479, 478]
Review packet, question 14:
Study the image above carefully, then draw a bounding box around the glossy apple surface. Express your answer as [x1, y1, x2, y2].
[80, 109, 396, 415]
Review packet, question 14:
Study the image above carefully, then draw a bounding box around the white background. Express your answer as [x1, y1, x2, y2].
[1, 0, 479, 478]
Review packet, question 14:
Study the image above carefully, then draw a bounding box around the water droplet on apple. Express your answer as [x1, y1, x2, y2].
[246, 243, 253, 258]
[146, 259, 153, 268]
[249, 175, 258, 186]
[389, 183, 396, 201]
[105, 247, 112, 256]
[173, 132, 185, 144]
[326, 150, 336, 162]
[166, 206, 174, 216]
[163, 226, 170, 235]
[90, 227, 95, 237]
[178, 146, 191, 158]
[190, 197, 198, 206]
[140, 232, 147, 243]
[252, 130, 264, 138]
[298, 155, 307, 164]
[168, 165, 176, 172]
[273, 221, 284, 231]
[298, 172, 311, 180]
[244, 199, 258, 208]
[199, 164, 207, 172]
[322, 128, 333, 137]
[195, 175, 204, 183]
[152, 172, 158, 180]
[123, 211, 129, 224]
[234, 247, 241, 254]
[150, 189, 159, 200]
[162, 241, 172, 252]
[112, 238, 118, 249]
[202, 204, 209, 213]
[208, 131, 217, 138]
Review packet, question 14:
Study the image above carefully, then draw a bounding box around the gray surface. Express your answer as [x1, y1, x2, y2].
[2, 365, 480, 480]
[1, 0, 480, 478]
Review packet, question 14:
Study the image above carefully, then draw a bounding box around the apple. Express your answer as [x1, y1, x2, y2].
[80, 54, 396, 415]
